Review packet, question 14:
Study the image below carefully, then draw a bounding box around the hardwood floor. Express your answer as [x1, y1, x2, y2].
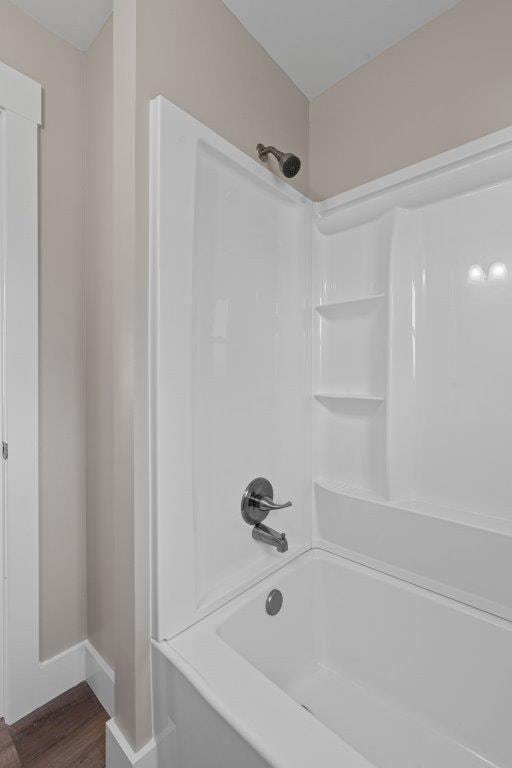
[1, 683, 108, 768]
[0, 720, 21, 768]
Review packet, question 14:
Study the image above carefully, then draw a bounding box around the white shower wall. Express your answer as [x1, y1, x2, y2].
[312, 128, 512, 622]
[151, 98, 311, 640]
[389, 183, 512, 515]
[151, 100, 512, 647]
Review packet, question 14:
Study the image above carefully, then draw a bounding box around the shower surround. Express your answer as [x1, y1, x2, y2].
[150, 97, 512, 768]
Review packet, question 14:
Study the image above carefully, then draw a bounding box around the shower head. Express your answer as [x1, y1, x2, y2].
[256, 143, 301, 178]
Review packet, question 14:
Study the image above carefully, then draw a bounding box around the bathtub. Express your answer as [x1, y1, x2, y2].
[153, 549, 511, 768]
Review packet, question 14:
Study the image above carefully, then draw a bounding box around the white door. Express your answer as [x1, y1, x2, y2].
[0, 61, 41, 724]
[0, 99, 7, 722]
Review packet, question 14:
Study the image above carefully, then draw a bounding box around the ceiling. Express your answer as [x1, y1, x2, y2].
[10, 0, 112, 51]
[222, 0, 460, 99]
[9, 0, 459, 83]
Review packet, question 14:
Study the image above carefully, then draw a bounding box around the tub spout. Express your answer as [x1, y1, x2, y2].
[252, 523, 288, 553]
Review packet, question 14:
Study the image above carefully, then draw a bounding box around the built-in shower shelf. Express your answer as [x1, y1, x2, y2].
[315, 479, 512, 536]
[315, 392, 385, 404]
[315, 478, 386, 504]
[315, 293, 386, 319]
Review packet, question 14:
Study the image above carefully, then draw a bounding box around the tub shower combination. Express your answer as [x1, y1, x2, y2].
[149, 97, 512, 768]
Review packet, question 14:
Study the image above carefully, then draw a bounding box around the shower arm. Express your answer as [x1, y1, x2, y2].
[256, 144, 280, 163]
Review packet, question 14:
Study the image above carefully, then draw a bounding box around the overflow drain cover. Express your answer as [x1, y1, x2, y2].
[266, 589, 283, 616]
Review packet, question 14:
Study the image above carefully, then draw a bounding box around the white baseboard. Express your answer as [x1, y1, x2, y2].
[38, 640, 85, 710]
[8, 639, 115, 725]
[7, 641, 86, 724]
[106, 720, 157, 768]
[84, 640, 115, 717]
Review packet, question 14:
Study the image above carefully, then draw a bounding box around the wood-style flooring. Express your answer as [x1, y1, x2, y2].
[0, 683, 108, 768]
[0, 720, 21, 768]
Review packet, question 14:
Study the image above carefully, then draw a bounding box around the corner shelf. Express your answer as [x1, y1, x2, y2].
[315, 293, 386, 320]
[313, 217, 393, 515]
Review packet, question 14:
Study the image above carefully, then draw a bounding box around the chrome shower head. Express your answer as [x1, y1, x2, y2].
[256, 143, 301, 178]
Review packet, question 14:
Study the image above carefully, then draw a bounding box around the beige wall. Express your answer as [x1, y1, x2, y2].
[309, 0, 512, 200]
[112, 0, 310, 750]
[85, 16, 115, 670]
[137, 0, 309, 196]
[0, 0, 86, 660]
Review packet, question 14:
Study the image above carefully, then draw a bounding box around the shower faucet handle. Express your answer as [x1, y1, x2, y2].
[241, 477, 292, 526]
[257, 496, 292, 513]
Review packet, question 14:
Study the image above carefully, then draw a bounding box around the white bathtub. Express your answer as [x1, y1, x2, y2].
[153, 549, 511, 768]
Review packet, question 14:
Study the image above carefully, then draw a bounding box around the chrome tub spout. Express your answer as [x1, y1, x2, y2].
[252, 523, 288, 553]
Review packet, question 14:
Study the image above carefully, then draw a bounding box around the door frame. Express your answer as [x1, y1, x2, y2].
[0, 60, 41, 723]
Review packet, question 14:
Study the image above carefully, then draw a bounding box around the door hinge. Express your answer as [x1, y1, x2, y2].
[2, 441, 8, 460]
